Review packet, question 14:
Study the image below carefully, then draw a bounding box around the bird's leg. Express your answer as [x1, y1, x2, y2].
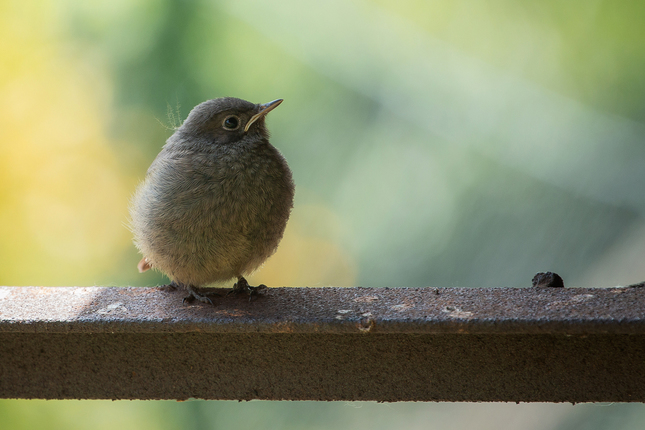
[182, 284, 222, 305]
[228, 277, 267, 301]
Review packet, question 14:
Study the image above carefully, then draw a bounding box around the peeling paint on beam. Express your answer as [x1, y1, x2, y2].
[1, 286, 645, 401]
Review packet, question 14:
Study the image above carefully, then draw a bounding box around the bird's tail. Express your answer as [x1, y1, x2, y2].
[137, 258, 152, 273]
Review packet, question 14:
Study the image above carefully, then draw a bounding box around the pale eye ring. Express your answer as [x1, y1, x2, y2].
[222, 115, 240, 130]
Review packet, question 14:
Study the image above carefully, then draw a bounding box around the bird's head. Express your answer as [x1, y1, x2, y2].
[178, 97, 283, 145]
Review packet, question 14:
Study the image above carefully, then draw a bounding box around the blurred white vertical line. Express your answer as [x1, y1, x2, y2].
[221, 0, 645, 213]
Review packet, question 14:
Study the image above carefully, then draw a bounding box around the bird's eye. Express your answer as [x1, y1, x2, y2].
[222, 115, 240, 130]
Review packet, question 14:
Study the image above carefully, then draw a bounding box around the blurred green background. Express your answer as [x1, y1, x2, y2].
[2, 0, 645, 428]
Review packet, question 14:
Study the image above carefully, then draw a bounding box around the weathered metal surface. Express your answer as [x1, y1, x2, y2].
[1, 286, 645, 401]
[0, 286, 644, 334]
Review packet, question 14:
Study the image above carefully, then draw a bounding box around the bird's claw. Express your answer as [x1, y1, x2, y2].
[182, 294, 213, 306]
[182, 285, 222, 305]
[158, 281, 179, 292]
[228, 277, 267, 302]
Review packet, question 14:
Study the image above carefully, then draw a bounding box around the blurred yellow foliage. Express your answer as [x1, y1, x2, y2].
[0, 1, 131, 285]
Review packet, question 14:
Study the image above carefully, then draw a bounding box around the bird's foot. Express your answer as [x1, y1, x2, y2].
[227, 277, 267, 302]
[182, 285, 222, 305]
[158, 281, 179, 292]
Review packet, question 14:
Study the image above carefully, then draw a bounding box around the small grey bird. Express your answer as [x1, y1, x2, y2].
[130, 97, 294, 304]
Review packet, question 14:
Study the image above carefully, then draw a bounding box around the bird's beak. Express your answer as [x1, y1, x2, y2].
[244, 99, 283, 133]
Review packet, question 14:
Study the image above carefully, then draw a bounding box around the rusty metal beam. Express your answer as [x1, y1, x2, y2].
[1, 285, 644, 401]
